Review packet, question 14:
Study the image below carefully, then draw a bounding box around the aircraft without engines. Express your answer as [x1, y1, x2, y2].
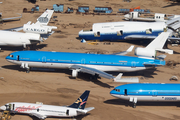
[79, 16, 180, 42]
[6, 32, 171, 82]
[0, 90, 94, 119]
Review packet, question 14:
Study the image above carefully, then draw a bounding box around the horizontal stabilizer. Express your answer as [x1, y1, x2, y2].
[114, 77, 139, 83]
[77, 107, 95, 114]
[156, 48, 173, 54]
[157, 54, 166, 60]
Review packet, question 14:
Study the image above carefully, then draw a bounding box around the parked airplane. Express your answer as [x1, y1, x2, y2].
[0, 10, 57, 49]
[79, 16, 180, 42]
[110, 83, 180, 108]
[124, 11, 180, 22]
[0, 90, 94, 119]
[6, 32, 171, 82]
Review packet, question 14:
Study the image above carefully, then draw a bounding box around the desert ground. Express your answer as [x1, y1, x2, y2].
[0, 0, 180, 120]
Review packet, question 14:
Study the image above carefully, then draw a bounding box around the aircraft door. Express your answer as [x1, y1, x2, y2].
[5, 104, 14, 111]
[152, 90, 157, 96]
[42, 56, 46, 63]
[94, 31, 100, 37]
[66, 109, 69, 116]
[17, 55, 20, 61]
[131, 61, 136, 68]
[81, 59, 85, 65]
[117, 30, 123, 36]
[124, 89, 127, 96]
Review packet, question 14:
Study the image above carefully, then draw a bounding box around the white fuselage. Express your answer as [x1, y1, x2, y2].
[0, 30, 40, 47]
[2, 102, 82, 117]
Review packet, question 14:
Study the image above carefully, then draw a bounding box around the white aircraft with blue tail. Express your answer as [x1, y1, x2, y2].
[6, 32, 172, 82]
[0, 90, 94, 119]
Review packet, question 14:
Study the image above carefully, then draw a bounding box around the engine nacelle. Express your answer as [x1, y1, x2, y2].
[134, 47, 156, 58]
[72, 70, 78, 77]
[23, 24, 52, 34]
[67, 109, 77, 116]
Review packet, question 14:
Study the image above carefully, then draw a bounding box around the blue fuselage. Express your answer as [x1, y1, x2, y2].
[110, 83, 180, 102]
[6, 51, 165, 72]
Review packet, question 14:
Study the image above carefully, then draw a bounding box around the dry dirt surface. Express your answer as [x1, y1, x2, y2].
[1, 0, 180, 120]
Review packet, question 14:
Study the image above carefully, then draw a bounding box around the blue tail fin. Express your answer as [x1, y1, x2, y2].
[68, 90, 90, 109]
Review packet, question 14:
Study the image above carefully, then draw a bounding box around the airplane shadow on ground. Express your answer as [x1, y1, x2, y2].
[0, 44, 47, 51]
[104, 99, 180, 107]
[162, 2, 180, 8]
[11, 113, 88, 120]
[2, 65, 157, 88]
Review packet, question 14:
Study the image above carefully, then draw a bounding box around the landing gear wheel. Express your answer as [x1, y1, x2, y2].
[133, 103, 136, 108]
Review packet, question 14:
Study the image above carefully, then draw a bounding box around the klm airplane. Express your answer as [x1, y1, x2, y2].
[6, 32, 171, 82]
[110, 83, 180, 108]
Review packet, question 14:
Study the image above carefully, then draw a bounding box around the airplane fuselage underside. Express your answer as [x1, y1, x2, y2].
[7, 60, 153, 72]
[79, 31, 162, 41]
[111, 94, 180, 102]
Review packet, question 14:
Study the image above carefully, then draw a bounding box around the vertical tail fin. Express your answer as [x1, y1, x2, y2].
[35, 10, 54, 26]
[68, 90, 90, 109]
[145, 32, 170, 50]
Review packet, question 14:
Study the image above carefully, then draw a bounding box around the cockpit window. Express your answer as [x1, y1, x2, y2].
[113, 88, 120, 92]
[8, 54, 13, 58]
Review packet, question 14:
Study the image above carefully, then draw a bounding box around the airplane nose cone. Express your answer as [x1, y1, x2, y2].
[0, 106, 6, 110]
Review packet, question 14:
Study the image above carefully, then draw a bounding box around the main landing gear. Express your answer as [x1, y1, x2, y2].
[129, 97, 137, 108]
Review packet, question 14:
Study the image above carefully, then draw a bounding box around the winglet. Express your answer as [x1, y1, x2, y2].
[114, 73, 139, 83]
[113, 45, 134, 55]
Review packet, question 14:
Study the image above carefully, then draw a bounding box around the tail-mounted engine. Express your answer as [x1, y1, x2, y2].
[134, 47, 156, 58]
[23, 24, 52, 34]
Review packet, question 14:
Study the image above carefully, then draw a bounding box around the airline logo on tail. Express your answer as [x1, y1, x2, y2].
[75, 98, 82, 104]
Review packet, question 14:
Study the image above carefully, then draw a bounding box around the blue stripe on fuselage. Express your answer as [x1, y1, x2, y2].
[79, 31, 163, 41]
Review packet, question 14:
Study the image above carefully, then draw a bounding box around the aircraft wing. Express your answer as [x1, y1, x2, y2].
[29, 113, 47, 119]
[2, 14, 22, 21]
[124, 35, 156, 39]
[3, 26, 23, 31]
[69, 65, 114, 79]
